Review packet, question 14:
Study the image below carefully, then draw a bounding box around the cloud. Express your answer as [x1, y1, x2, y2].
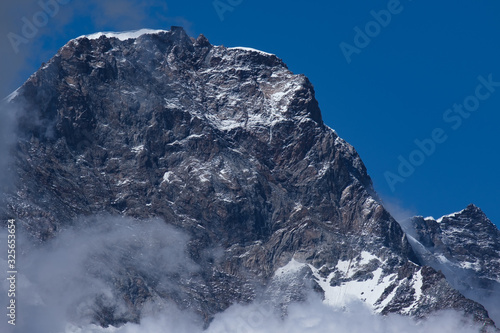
[0, 215, 198, 333]
[0, 214, 489, 333]
[55, 294, 486, 333]
[205, 295, 485, 333]
[379, 195, 418, 224]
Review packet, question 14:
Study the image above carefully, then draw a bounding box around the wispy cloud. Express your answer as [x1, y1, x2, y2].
[0, 216, 198, 332]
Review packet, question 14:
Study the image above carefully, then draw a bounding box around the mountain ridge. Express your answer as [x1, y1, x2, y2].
[404, 204, 500, 324]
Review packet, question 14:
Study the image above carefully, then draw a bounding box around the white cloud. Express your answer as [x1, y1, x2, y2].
[0, 216, 198, 333]
[66, 295, 485, 333]
[0, 214, 491, 333]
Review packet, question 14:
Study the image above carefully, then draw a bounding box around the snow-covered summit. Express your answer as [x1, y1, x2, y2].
[77, 28, 276, 59]
[77, 28, 169, 41]
[227, 46, 275, 57]
[436, 208, 467, 223]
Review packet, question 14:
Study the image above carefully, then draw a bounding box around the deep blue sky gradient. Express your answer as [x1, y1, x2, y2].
[2, 0, 499, 225]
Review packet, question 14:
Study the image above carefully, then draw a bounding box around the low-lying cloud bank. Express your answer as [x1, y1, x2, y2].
[69, 297, 485, 333]
[0, 216, 491, 333]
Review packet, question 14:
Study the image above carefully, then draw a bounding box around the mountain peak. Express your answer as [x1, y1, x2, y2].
[10, 26, 322, 141]
[407, 204, 500, 324]
[2, 27, 497, 330]
[435, 204, 487, 223]
[464, 203, 483, 214]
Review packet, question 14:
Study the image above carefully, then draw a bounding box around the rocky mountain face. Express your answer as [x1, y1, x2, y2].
[405, 204, 500, 324]
[1, 27, 498, 329]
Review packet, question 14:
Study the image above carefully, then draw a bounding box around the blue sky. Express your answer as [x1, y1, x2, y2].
[1, 0, 499, 226]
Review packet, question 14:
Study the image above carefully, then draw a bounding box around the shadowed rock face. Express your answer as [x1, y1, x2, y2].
[1, 27, 496, 328]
